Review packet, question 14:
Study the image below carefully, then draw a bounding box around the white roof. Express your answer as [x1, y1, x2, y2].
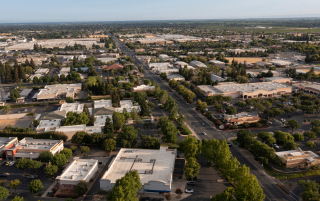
[57, 158, 98, 182]
[225, 112, 258, 119]
[101, 147, 176, 185]
[36, 119, 61, 132]
[167, 74, 185, 80]
[94, 99, 112, 109]
[211, 74, 226, 82]
[94, 115, 113, 127]
[35, 68, 49, 74]
[15, 138, 62, 151]
[132, 85, 155, 91]
[209, 60, 225, 64]
[0, 137, 18, 151]
[85, 126, 102, 133]
[56, 124, 86, 132]
[59, 103, 84, 114]
[189, 60, 207, 68]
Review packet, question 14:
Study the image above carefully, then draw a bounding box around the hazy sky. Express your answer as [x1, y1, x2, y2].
[1, 0, 320, 23]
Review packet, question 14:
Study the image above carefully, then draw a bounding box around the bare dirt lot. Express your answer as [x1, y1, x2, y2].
[0, 117, 33, 130]
[225, 57, 265, 63]
[297, 68, 320, 74]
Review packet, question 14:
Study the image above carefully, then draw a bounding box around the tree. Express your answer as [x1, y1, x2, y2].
[60, 148, 72, 159]
[237, 101, 246, 110]
[111, 88, 120, 107]
[263, 108, 284, 119]
[286, 119, 301, 133]
[157, 116, 170, 129]
[11, 196, 25, 201]
[184, 157, 201, 179]
[305, 141, 316, 149]
[74, 181, 88, 196]
[234, 172, 265, 201]
[64, 112, 90, 126]
[298, 180, 320, 201]
[9, 88, 21, 101]
[66, 97, 74, 103]
[102, 139, 116, 153]
[3, 105, 11, 113]
[140, 100, 150, 117]
[107, 170, 141, 201]
[161, 122, 178, 144]
[215, 104, 223, 111]
[28, 160, 42, 176]
[140, 135, 160, 149]
[211, 187, 235, 201]
[15, 158, 30, 174]
[8, 179, 21, 194]
[226, 106, 237, 115]
[196, 100, 207, 112]
[44, 165, 58, 176]
[0, 186, 9, 201]
[37, 150, 53, 163]
[283, 140, 297, 150]
[293, 133, 304, 141]
[28, 179, 43, 193]
[0, 180, 6, 187]
[71, 131, 90, 144]
[116, 126, 138, 148]
[112, 112, 125, 130]
[81, 146, 90, 155]
[51, 153, 67, 167]
[30, 58, 36, 69]
[304, 131, 317, 139]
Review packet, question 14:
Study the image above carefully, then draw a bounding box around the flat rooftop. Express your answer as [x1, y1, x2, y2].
[35, 68, 49, 74]
[60, 103, 84, 113]
[94, 100, 112, 109]
[11, 138, 62, 151]
[276, 149, 319, 161]
[57, 158, 98, 182]
[225, 112, 258, 119]
[20, 89, 33, 97]
[167, 74, 185, 79]
[37, 119, 61, 129]
[0, 137, 17, 150]
[215, 82, 292, 93]
[94, 115, 112, 127]
[101, 147, 176, 185]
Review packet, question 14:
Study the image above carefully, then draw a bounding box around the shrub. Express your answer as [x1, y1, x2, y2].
[259, 119, 269, 126]
[305, 141, 316, 149]
[175, 188, 183, 195]
[293, 133, 304, 141]
[229, 125, 237, 130]
[242, 122, 250, 128]
[254, 123, 262, 128]
[164, 193, 171, 200]
[26, 113, 35, 116]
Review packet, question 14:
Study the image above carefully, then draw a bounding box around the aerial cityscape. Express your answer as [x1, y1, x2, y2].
[2, 1, 320, 201]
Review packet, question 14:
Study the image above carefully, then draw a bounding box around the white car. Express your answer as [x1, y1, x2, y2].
[203, 132, 207, 135]
[8, 161, 15, 166]
[273, 144, 279, 149]
[185, 189, 194, 194]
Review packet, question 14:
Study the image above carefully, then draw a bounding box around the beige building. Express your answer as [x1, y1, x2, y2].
[224, 112, 260, 125]
[276, 148, 320, 168]
[89, 35, 109, 38]
[196, 82, 296, 99]
[263, 77, 292, 83]
[37, 83, 81, 101]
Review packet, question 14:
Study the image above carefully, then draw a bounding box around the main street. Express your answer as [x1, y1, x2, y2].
[107, 31, 295, 201]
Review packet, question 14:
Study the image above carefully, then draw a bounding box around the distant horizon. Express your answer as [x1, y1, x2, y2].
[2, 16, 320, 25]
[1, 0, 320, 24]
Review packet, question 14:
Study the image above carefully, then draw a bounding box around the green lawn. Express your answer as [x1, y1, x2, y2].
[263, 165, 320, 180]
[161, 143, 179, 149]
[230, 139, 238, 145]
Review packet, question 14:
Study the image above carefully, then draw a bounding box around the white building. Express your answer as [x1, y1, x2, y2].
[35, 119, 61, 133]
[94, 100, 112, 109]
[167, 74, 185, 81]
[209, 60, 225, 65]
[59, 103, 84, 114]
[0, 137, 18, 155]
[37, 83, 82, 101]
[148, 62, 172, 70]
[56, 158, 98, 185]
[131, 85, 155, 92]
[115, 100, 141, 113]
[19, 89, 33, 98]
[189, 60, 207, 68]
[100, 147, 176, 193]
[157, 69, 179, 75]
[94, 115, 113, 127]
[5, 138, 64, 160]
[58, 67, 71, 77]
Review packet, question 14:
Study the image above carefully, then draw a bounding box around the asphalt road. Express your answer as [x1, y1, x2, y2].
[107, 31, 295, 201]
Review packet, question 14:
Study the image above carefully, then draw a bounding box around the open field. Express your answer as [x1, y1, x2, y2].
[0, 119, 18, 130]
[297, 68, 320, 74]
[0, 118, 33, 131]
[225, 57, 265, 63]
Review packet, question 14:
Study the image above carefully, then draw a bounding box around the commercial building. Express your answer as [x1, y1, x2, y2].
[269, 60, 291, 67]
[208, 60, 225, 65]
[100, 147, 176, 193]
[148, 62, 172, 70]
[189, 60, 207, 68]
[102, 64, 123, 71]
[94, 100, 112, 109]
[157, 69, 179, 75]
[0, 137, 18, 155]
[262, 77, 292, 83]
[174, 61, 188, 68]
[56, 158, 99, 185]
[37, 83, 81, 101]
[58, 67, 71, 77]
[196, 82, 295, 99]
[211, 74, 226, 82]
[94, 115, 112, 127]
[167, 74, 185, 81]
[256, 61, 272, 68]
[115, 100, 141, 113]
[19, 89, 33, 98]
[224, 112, 260, 125]
[276, 147, 320, 168]
[5, 138, 64, 160]
[59, 103, 84, 114]
[131, 85, 155, 92]
[35, 119, 61, 133]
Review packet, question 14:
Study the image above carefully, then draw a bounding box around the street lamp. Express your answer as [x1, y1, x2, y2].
[259, 157, 264, 167]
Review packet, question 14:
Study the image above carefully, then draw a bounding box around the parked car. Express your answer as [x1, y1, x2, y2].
[202, 132, 207, 135]
[201, 123, 205, 126]
[0, 173, 8, 177]
[227, 142, 232, 147]
[27, 175, 35, 179]
[185, 189, 194, 194]
[5, 162, 10, 166]
[273, 144, 279, 149]
[8, 161, 14, 166]
[187, 182, 197, 186]
[269, 122, 272, 125]
[187, 177, 197, 181]
[169, 89, 172, 92]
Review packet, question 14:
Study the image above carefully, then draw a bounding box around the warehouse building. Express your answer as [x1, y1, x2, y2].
[100, 147, 176, 193]
[263, 77, 292, 83]
[37, 83, 81, 101]
[167, 74, 185, 81]
[189, 60, 207, 68]
[196, 82, 296, 99]
[5, 138, 64, 160]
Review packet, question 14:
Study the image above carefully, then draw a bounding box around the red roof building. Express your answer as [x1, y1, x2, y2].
[102, 64, 124, 71]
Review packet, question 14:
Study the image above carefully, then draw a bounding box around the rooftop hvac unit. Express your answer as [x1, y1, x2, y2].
[145, 170, 153, 174]
[120, 157, 126, 160]
[150, 159, 156, 163]
[135, 158, 142, 162]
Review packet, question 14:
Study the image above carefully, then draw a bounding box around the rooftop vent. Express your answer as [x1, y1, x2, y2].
[150, 159, 156, 163]
[120, 157, 126, 160]
[135, 158, 142, 162]
[145, 170, 153, 174]
[124, 150, 134, 153]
